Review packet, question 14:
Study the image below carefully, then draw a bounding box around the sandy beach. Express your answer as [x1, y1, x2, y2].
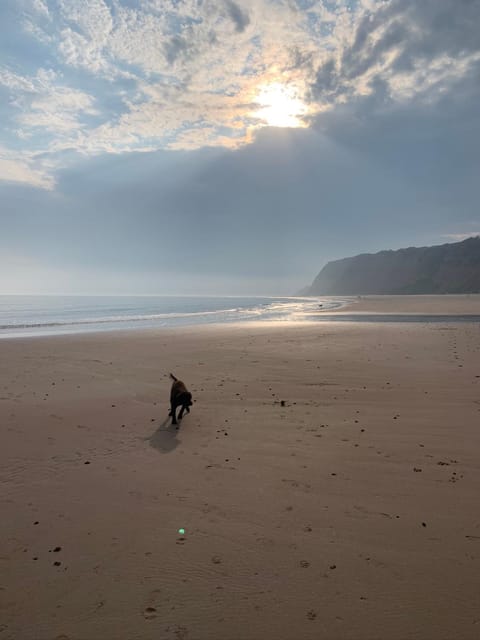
[340, 294, 480, 315]
[2, 295, 480, 640]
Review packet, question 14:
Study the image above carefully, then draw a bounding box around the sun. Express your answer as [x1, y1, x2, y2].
[253, 82, 308, 128]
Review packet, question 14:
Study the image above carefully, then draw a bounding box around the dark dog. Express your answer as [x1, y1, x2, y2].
[169, 373, 193, 425]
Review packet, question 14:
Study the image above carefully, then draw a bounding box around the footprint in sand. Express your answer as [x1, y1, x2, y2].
[143, 606, 157, 620]
[307, 610, 317, 620]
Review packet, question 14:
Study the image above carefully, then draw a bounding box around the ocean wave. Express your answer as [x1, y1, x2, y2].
[0, 307, 249, 330]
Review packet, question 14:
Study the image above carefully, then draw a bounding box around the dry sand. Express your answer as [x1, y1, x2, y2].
[2, 296, 480, 639]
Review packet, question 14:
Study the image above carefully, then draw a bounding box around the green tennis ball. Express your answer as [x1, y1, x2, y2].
[178, 528, 185, 535]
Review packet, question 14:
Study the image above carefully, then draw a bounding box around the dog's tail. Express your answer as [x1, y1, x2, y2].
[169, 373, 178, 381]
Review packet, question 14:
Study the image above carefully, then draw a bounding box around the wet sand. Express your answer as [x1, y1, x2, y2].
[2, 300, 480, 639]
[340, 293, 480, 314]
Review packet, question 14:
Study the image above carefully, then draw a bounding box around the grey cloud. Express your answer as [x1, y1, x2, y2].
[4, 108, 475, 286]
[311, 0, 480, 104]
[225, 0, 250, 33]
[310, 57, 480, 223]
[341, 16, 407, 80]
[164, 34, 189, 65]
[309, 57, 340, 101]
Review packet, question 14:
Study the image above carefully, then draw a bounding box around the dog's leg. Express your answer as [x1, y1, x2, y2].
[178, 405, 185, 420]
[170, 402, 177, 424]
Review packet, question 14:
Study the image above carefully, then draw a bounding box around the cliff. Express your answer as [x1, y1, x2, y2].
[305, 237, 480, 295]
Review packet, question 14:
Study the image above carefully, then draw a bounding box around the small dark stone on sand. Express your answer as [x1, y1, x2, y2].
[53, 547, 61, 552]
[84, 461, 90, 464]
[280, 400, 286, 407]
[330, 564, 337, 570]
[53, 561, 61, 566]
[33, 557, 38, 560]
[331, 473, 336, 476]
[34, 521, 39, 525]
[422, 522, 427, 527]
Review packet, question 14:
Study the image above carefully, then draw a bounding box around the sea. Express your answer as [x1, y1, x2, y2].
[0, 295, 350, 339]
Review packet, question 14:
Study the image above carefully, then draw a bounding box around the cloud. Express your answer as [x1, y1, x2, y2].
[308, 0, 480, 109]
[1, 0, 479, 190]
[225, 0, 250, 33]
[0, 146, 54, 189]
[0, 66, 98, 135]
[441, 232, 480, 242]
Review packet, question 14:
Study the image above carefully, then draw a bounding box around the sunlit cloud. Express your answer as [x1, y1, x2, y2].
[0, 0, 479, 188]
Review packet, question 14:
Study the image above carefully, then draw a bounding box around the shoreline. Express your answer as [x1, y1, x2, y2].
[1, 294, 480, 341]
[0, 295, 350, 341]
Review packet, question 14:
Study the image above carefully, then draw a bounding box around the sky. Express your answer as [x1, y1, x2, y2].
[1, 0, 480, 295]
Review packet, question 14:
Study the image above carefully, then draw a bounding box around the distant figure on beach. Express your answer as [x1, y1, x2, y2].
[169, 373, 193, 426]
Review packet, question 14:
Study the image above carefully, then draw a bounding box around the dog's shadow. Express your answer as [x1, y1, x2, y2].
[148, 416, 181, 453]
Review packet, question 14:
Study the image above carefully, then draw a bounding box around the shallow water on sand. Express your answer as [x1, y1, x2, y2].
[308, 313, 480, 323]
